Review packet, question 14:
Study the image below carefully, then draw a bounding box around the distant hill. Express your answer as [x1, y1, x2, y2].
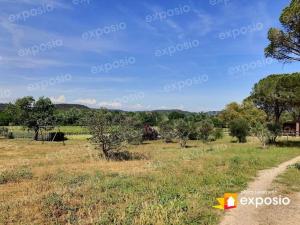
[55, 104, 90, 110]
[150, 109, 192, 114]
[0, 103, 8, 111]
[0, 102, 219, 114]
[206, 111, 221, 116]
[0, 103, 90, 112]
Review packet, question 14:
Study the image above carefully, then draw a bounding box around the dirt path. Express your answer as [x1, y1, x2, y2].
[220, 156, 300, 225]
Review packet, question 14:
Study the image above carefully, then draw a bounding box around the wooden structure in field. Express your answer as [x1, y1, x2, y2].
[283, 120, 300, 136]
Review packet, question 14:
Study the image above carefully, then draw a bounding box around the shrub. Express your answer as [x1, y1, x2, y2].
[213, 128, 224, 140]
[0, 127, 14, 139]
[174, 119, 192, 148]
[197, 119, 214, 142]
[158, 121, 175, 143]
[229, 118, 249, 143]
[266, 122, 281, 143]
[43, 193, 67, 219]
[290, 163, 300, 170]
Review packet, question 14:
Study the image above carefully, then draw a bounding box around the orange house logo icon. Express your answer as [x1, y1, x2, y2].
[213, 193, 238, 210]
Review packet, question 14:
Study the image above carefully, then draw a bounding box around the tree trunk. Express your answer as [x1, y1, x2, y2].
[102, 143, 109, 159]
[34, 129, 39, 141]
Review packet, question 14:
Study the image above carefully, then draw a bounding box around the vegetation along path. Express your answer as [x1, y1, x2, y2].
[220, 155, 300, 225]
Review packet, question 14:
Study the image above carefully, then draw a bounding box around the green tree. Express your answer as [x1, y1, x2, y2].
[229, 118, 249, 143]
[265, 0, 300, 62]
[6, 97, 55, 140]
[87, 110, 126, 159]
[173, 119, 192, 148]
[0, 112, 11, 126]
[197, 119, 214, 142]
[123, 116, 144, 145]
[158, 120, 175, 143]
[219, 101, 266, 127]
[250, 73, 300, 124]
[266, 122, 282, 143]
[168, 111, 185, 121]
[251, 123, 270, 149]
[250, 74, 287, 123]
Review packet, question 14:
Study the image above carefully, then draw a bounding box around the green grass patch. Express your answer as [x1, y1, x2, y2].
[276, 164, 300, 193]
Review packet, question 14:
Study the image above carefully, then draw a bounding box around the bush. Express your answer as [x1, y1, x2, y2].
[158, 121, 175, 143]
[0, 127, 14, 139]
[290, 163, 300, 170]
[197, 119, 214, 142]
[213, 128, 224, 140]
[266, 123, 281, 143]
[229, 118, 249, 143]
[174, 119, 192, 148]
[251, 123, 270, 148]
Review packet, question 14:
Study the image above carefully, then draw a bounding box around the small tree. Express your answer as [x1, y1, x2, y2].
[197, 119, 214, 142]
[174, 119, 192, 148]
[229, 118, 249, 143]
[251, 123, 270, 149]
[123, 117, 144, 145]
[213, 128, 224, 140]
[266, 122, 282, 144]
[158, 120, 175, 143]
[87, 110, 125, 159]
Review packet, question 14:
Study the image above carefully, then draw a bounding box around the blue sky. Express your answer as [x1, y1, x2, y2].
[0, 0, 299, 111]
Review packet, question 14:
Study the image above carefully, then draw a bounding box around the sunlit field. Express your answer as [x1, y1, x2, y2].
[1, 136, 299, 225]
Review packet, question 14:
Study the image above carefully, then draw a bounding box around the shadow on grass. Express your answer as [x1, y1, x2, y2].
[275, 141, 300, 148]
[106, 151, 149, 161]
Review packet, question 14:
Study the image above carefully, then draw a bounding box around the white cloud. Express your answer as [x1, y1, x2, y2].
[50, 95, 66, 104]
[98, 101, 122, 108]
[75, 98, 97, 106]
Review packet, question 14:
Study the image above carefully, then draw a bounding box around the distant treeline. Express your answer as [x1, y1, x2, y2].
[0, 101, 223, 127]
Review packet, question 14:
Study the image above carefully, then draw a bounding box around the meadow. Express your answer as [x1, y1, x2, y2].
[0, 135, 299, 225]
[4, 126, 89, 139]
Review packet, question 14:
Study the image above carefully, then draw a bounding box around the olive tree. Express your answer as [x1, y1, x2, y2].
[173, 119, 193, 148]
[6, 97, 55, 140]
[197, 119, 214, 142]
[158, 120, 175, 143]
[229, 118, 249, 143]
[251, 123, 270, 149]
[87, 110, 126, 159]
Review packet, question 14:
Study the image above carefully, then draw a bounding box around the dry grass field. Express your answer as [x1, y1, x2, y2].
[0, 137, 299, 225]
